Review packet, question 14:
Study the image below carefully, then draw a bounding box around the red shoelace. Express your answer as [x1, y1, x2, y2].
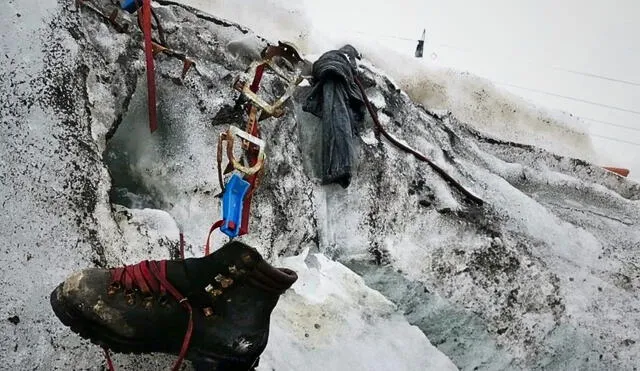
[106, 260, 193, 371]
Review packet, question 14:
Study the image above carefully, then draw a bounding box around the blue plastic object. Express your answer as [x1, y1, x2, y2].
[220, 174, 250, 238]
[120, 0, 140, 14]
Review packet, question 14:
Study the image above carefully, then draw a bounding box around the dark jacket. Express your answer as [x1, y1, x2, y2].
[302, 48, 364, 188]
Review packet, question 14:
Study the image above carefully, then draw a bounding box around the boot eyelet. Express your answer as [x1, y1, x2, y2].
[142, 296, 154, 310]
[203, 307, 214, 317]
[228, 265, 238, 275]
[240, 253, 254, 266]
[221, 278, 233, 288]
[125, 290, 136, 306]
[158, 295, 169, 307]
[107, 283, 121, 296]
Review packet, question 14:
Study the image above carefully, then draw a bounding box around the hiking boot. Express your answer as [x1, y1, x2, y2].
[50, 241, 297, 370]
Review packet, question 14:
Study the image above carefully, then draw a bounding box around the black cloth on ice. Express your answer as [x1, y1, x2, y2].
[302, 46, 364, 188]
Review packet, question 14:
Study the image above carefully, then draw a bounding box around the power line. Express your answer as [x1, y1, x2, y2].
[590, 133, 640, 147]
[580, 116, 640, 133]
[552, 67, 640, 87]
[347, 30, 417, 42]
[343, 30, 640, 88]
[338, 29, 640, 144]
[495, 81, 640, 116]
[434, 42, 640, 88]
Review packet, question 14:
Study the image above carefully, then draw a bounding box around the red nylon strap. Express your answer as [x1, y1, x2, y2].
[249, 64, 265, 92]
[112, 267, 124, 285]
[139, 261, 159, 293]
[159, 260, 167, 295]
[204, 220, 225, 256]
[103, 346, 115, 371]
[132, 263, 150, 293]
[148, 261, 193, 371]
[107, 260, 192, 371]
[239, 64, 265, 236]
[123, 267, 133, 289]
[140, 0, 158, 133]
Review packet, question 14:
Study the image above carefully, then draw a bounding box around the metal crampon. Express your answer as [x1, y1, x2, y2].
[233, 41, 307, 120]
[213, 41, 306, 239]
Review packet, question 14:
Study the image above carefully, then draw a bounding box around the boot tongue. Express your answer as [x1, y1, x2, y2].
[167, 241, 263, 302]
[168, 241, 298, 304]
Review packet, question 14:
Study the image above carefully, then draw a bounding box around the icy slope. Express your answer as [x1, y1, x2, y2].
[1, 1, 639, 371]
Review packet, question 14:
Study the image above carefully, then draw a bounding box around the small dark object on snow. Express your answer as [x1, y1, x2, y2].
[7, 315, 20, 325]
[303, 45, 365, 188]
[415, 29, 425, 58]
[50, 241, 297, 370]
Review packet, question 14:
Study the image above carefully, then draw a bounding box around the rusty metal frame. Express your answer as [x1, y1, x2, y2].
[233, 42, 305, 119]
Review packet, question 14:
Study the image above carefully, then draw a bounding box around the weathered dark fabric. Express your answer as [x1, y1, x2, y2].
[302, 48, 364, 188]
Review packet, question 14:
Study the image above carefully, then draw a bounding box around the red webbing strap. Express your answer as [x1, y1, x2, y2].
[249, 64, 266, 92]
[239, 64, 266, 236]
[204, 220, 225, 256]
[132, 263, 151, 293]
[140, 0, 158, 133]
[148, 261, 193, 371]
[103, 346, 115, 371]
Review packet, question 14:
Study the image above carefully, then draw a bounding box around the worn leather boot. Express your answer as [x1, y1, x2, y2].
[50, 241, 297, 370]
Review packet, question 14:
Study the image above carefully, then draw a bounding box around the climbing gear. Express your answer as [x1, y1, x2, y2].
[119, 0, 140, 13]
[217, 125, 267, 188]
[213, 125, 266, 240]
[214, 125, 266, 238]
[220, 174, 251, 238]
[206, 42, 306, 244]
[76, 0, 195, 132]
[353, 76, 484, 206]
[50, 241, 298, 371]
[233, 42, 305, 120]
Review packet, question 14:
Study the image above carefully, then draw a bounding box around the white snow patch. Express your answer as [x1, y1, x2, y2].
[259, 251, 458, 371]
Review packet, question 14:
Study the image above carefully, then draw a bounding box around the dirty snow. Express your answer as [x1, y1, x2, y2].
[1, 1, 639, 371]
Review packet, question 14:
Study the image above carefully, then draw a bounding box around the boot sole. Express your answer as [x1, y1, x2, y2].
[50, 285, 257, 370]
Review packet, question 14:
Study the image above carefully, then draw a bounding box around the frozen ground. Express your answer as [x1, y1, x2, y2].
[1, 1, 639, 370]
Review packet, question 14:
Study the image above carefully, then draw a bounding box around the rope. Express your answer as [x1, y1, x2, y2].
[353, 77, 484, 206]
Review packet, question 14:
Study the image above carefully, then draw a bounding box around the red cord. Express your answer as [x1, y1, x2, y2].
[204, 220, 225, 256]
[107, 260, 194, 370]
